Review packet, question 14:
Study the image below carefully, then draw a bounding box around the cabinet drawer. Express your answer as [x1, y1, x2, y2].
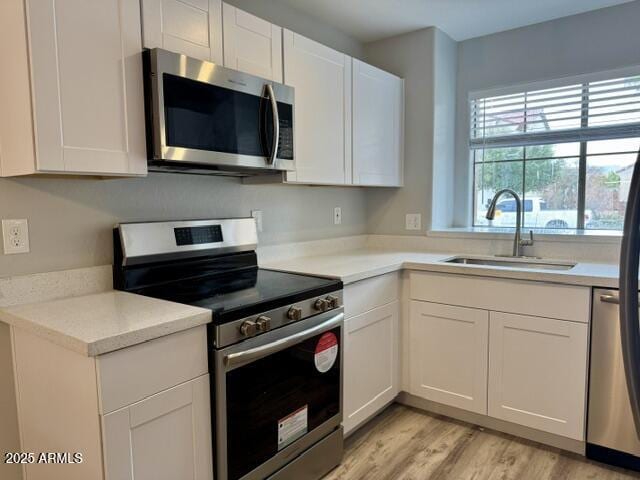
[410, 272, 589, 323]
[344, 273, 399, 319]
[97, 326, 208, 414]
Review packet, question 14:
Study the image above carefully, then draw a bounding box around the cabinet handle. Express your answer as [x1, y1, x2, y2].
[600, 294, 620, 304]
[264, 84, 280, 166]
[224, 312, 343, 370]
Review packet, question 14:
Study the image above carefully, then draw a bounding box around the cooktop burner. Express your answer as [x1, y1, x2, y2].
[128, 267, 341, 324]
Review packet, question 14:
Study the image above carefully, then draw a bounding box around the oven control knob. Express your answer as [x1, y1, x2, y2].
[287, 306, 303, 321]
[256, 316, 271, 332]
[240, 320, 257, 337]
[314, 298, 330, 312]
[326, 295, 340, 309]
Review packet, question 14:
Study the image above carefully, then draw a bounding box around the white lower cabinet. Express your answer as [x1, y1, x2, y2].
[488, 312, 588, 440]
[409, 301, 489, 414]
[103, 374, 213, 480]
[344, 301, 399, 434]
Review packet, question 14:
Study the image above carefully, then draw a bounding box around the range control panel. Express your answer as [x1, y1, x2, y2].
[174, 225, 223, 246]
[213, 290, 344, 348]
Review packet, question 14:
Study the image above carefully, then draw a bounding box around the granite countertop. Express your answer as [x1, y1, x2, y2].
[262, 248, 620, 288]
[0, 290, 211, 357]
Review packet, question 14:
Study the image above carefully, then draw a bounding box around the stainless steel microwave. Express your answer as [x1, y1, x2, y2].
[144, 48, 295, 175]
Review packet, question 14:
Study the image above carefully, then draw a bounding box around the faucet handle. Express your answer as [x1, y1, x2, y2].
[520, 230, 534, 246]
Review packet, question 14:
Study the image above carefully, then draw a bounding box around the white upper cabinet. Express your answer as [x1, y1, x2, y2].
[352, 59, 404, 186]
[222, 4, 283, 82]
[283, 30, 352, 185]
[0, 0, 147, 177]
[141, 0, 223, 64]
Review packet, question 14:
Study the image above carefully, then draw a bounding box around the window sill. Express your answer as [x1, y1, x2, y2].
[427, 226, 622, 244]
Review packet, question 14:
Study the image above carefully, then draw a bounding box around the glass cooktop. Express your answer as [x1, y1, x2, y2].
[131, 267, 341, 324]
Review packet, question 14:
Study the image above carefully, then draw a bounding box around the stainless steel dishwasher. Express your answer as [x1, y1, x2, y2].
[587, 289, 640, 470]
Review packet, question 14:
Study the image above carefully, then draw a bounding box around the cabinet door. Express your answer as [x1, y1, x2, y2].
[352, 59, 403, 186]
[103, 375, 213, 480]
[344, 301, 399, 435]
[488, 312, 588, 440]
[222, 4, 282, 82]
[409, 301, 488, 414]
[283, 30, 351, 185]
[27, 0, 146, 175]
[141, 0, 223, 64]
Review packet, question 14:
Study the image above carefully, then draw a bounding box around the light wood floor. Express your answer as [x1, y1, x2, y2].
[326, 404, 640, 480]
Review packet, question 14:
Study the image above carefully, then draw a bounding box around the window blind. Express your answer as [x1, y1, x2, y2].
[470, 75, 640, 149]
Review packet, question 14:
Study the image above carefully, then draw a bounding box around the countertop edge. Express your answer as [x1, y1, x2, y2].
[86, 310, 212, 356]
[401, 262, 618, 289]
[0, 294, 213, 357]
[263, 251, 619, 288]
[0, 309, 91, 356]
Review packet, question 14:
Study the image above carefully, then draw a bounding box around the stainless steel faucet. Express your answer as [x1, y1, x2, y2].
[485, 189, 534, 257]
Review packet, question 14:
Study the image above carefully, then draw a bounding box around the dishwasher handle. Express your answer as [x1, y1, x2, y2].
[600, 294, 620, 304]
[599, 293, 640, 305]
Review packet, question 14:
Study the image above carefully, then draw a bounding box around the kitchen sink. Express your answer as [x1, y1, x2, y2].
[443, 256, 576, 271]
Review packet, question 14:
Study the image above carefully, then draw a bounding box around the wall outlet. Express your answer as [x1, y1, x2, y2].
[405, 213, 422, 231]
[2, 219, 30, 254]
[251, 210, 263, 232]
[334, 207, 342, 225]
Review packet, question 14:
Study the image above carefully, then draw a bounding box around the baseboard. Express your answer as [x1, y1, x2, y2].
[397, 392, 585, 455]
[344, 398, 397, 439]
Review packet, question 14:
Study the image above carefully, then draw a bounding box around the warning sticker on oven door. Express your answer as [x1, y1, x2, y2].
[278, 405, 308, 451]
[314, 332, 338, 373]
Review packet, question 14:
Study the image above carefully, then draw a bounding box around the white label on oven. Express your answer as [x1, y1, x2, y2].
[314, 332, 338, 373]
[278, 405, 308, 451]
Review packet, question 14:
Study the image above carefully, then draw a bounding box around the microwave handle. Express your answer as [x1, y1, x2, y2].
[224, 311, 343, 370]
[264, 84, 280, 166]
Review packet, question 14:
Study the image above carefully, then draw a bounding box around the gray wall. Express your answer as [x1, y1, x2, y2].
[454, 1, 640, 225]
[224, 0, 364, 58]
[0, 2, 367, 279]
[364, 27, 457, 235]
[0, 174, 367, 277]
[365, 28, 434, 235]
[430, 29, 458, 229]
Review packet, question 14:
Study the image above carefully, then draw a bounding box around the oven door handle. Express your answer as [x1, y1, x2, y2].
[224, 312, 344, 370]
[264, 83, 280, 166]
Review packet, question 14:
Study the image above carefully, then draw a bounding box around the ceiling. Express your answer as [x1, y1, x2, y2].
[275, 0, 635, 42]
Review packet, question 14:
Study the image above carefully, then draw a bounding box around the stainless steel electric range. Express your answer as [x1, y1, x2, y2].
[113, 218, 344, 480]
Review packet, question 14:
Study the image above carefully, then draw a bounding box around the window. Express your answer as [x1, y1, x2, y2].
[471, 73, 640, 231]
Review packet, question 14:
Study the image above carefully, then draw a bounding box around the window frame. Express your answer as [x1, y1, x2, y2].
[469, 65, 640, 232]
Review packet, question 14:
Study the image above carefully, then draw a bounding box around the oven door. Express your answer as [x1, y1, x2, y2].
[148, 48, 294, 172]
[214, 309, 343, 480]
